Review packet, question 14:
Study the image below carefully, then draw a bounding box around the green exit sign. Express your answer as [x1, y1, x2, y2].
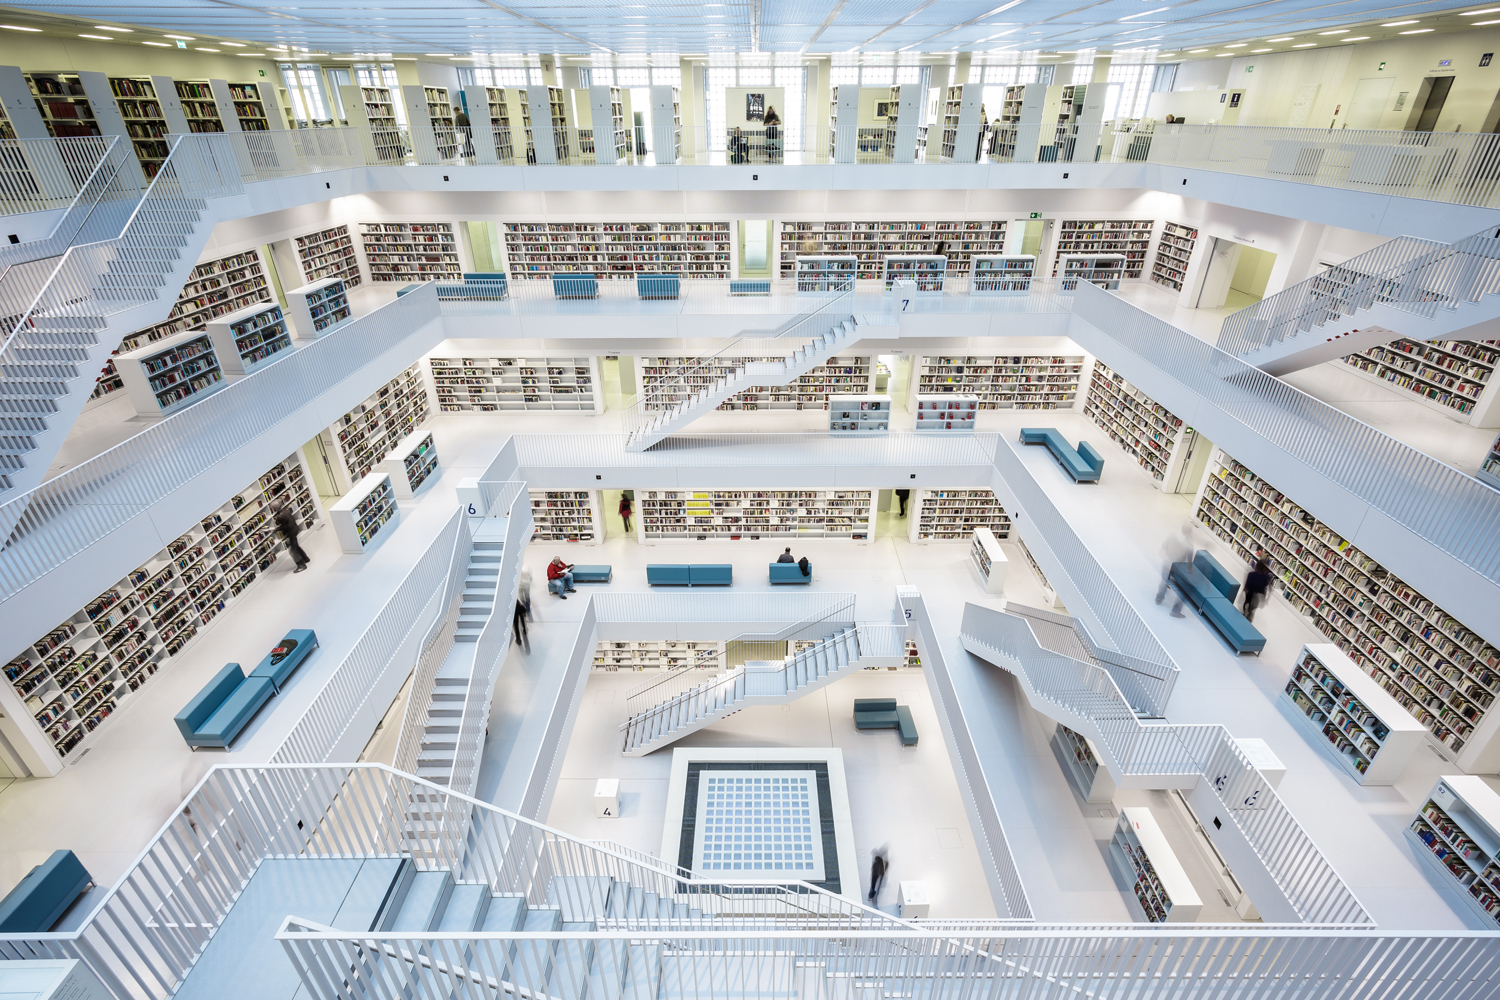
[1029, 212, 1042, 219]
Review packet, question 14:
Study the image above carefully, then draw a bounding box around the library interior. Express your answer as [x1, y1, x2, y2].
[4, 0, 1500, 996]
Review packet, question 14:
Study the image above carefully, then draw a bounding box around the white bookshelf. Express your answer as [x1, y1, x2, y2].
[910, 489, 1011, 543]
[330, 472, 398, 553]
[1481, 432, 1500, 490]
[1052, 724, 1116, 803]
[650, 85, 681, 165]
[914, 394, 978, 434]
[115, 328, 225, 418]
[381, 430, 439, 501]
[969, 526, 1008, 594]
[1053, 219, 1153, 279]
[503, 221, 732, 281]
[294, 224, 362, 286]
[1341, 339, 1499, 420]
[107, 75, 170, 177]
[828, 395, 890, 436]
[780, 221, 1008, 283]
[3, 452, 317, 763]
[1059, 253, 1126, 292]
[530, 489, 602, 544]
[638, 490, 874, 542]
[174, 80, 223, 133]
[339, 85, 404, 161]
[1408, 775, 1500, 928]
[1195, 447, 1496, 757]
[996, 84, 1045, 161]
[1283, 644, 1428, 785]
[1082, 361, 1188, 482]
[795, 255, 858, 293]
[970, 255, 1035, 295]
[285, 278, 352, 341]
[1152, 221, 1198, 292]
[913, 354, 1085, 410]
[205, 302, 293, 377]
[1110, 807, 1203, 923]
[593, 640, 724, 672]
[431, 356, 601, 413]
[359, 222, 462, 282]
[26, 72, 99, 141]
[637, 355, 871, 412]
[320, 364, 431, 491]
[883, 255, 946, 293]
[226, 82, 269, 132]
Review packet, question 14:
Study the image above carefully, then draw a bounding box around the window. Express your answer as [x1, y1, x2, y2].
[355, 64, 405, 124]
[652, 67, 681, 87]
[1152, 63, 1178, 93]
[296, 64, 329, 121]
[279, 65, 309, 124]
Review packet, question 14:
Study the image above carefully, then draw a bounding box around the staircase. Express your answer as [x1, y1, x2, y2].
[620, 624, 905, 756]
[1219, 225, 1500, 376]
[624, 313, 861, 452]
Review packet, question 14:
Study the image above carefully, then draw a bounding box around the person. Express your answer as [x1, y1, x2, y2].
[619, 493, 634, 534]
[798, 554, 812, 578]
[894, 489, 910, 517]
[763, 105, 781, 162]
[272, 498, 309, 573]
[777, 547, 796, 563]
[547, 556, 576, 599]
[1156, 522, 1195, 618]
[1243, 558, 1273, 622]
[513, 599, 530, 653]
[1164, 115, 1175, 124]
[454, 107, 473, 157]
[517, 567, 534, 620]
[730, 127, 749, 164]
[868, 846, 889, 905]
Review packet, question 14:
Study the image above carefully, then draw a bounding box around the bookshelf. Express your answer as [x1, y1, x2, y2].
[779, 221, 1008, 282]
[0, 95, 14, 140]
[593, 640, 724, 672]
[27, 73, 100, 138]
[913, 354, 1085, 410]
[638, 489, 874, 542]
[828, 395, 890, 436]
[910, 489, 1011, 543]
[996, 84, 1045, 160]
[1408, 776, 1500, 928]
[1152, 221, 1198, 292]
[2, 452, 317, 763]
[971, 255, 1035, 295]
[914, 395, 978, 433]
[381, 430, 439, 500]
[637, 355, 871, 411]
[360, 222, 462, 282]
[883, 255, 946, 293]
[1481, 432, 1500, 490]
[1341, 339, 1499, 419]
[227, 83, 269, 131]
[339, 85, 404, 161]
[939, 85, 964, 160]
[650, 85, 682, 164]
[482, 87, 520, 162]
[205, 302, 292, 377]
[109, 76, 170, 177]
[286, 278, 351, 340]
[319, 363, 430, 491]
[503, 221, 732, 280]
[1110, 808, 1202, 923]
[1051, 724, 1115, 803]
[174, 80, 224, 133]
[1194, 447, 1497, 756]
[427, 85, 458, 157]
[116, 329, 224, 417]
[1059, 253, 1126, 292]
[530, 489, 602, 543]
[93, 249, 271, 400]
[1283, 644, 1428, 785]
[294, 224, 362, 286]
[970, 526, 1008, 594]
[1052, 220, 1153, 279]
[1083, 361, 1186, 482]
[331, 472, 399, 553]
[431, 355, 601, 413]
[795, 255, 857, 293]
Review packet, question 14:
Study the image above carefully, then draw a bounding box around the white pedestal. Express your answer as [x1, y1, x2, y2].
[898, 881, 930, 918]
[1234, 738, 1287, 789]
[594, 778, 620, 818]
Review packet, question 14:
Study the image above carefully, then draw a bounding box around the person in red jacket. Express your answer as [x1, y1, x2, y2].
[547, 557, 576, 599]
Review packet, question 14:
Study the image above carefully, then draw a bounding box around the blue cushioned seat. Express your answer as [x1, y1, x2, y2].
[1020, 427, 1101, 483]
[196, 676, 276, 747]
[571, 565, 612, 583]
[1171, 553, 1265, 655]
[855, 710, 901, 729]
[689, 564, 733, 586]
[895, 705, 919, 746]
[1193, 551, 1240, 603]
[770, 562, 811, 584]
[0, 850, 93, 932]
[637, 273, 680, 299]
[175, 663, 248, 745]
[1204, 596, 1266, 654]
[552, 273, 598, 299]
[647, 564, 691, 586]
[730, 279, 771, 296]
[1078, 441, 1105, 480]
[247, 629, 318, 692]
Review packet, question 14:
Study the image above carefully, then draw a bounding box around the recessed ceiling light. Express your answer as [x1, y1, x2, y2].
[1318, 29, 1347, 34]
[1267, 37, 1294, 41]
[0, 24, 41, 31]
[236, 52, 264, 56]
[143, 41, 169, 46]
[424, 53, 449, 56]
[222, 42, 244, 47]
[1466, 6, 1500, 13]
[1400, 28, 1433, 33]
[1382, 20, 1418, 26]
[1157, 52, 1176, 56]
[1292, 42, 1316, 47]
[1252, 48, 1272, 52]
[164, 34, 195, 40]
[78, 34, 111, 40]
[1188, 48, 1208, 52]
[94, 25, 130, 32]
[1215, 52, 1234, 56]
[1225, 43, 1247, 47]
[1342, 36, 1369, 40]
[1473, 19, 1500, 24]
[196, 47, 220, 52]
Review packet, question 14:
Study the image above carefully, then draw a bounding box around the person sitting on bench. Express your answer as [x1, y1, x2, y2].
[547, 557, 576, 599]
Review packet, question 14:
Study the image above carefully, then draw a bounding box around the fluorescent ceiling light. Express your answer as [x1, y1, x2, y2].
[1267, 36, 1294, 41]
[1473, 19, 1500, 24]
[143, 41, 169, 46]
[1292, 42, 1316, 47]
[222, 42, 244, 47]
[79, 34, 111, 40]
[1252, 48, 1271, 52]
[1318, 29, 1347, 34]
[1225, 43, 1247, 47]
[95, 25, 130, 32]
[424, 53, 449, 56]
[236, 52, 264, 56]
[1157, 52, 1176, 56]
[1466, 6, 1500, 12]
[1381, 20, 1417, 26]
[1215, 52, 1233, 56]
[164, 34, 194, 40]
[0, 24, 41, 31]
[1342, 36, 1369, 40]
[196, 47, 220, 52]
[1188, 48, 1208, 52]
[1400, 28, 1433, 33]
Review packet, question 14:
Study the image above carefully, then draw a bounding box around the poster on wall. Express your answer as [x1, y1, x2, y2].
[746, 93, 765, 122]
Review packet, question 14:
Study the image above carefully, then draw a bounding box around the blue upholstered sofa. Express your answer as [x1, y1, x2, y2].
[552, 273, 598, 299]
[637, 273, 680, 299]
[247, 629, 318, 692]
[1019, 427, 1104, 483]
[770, 562, 811, 584]
[175, 663, 274, 749]
[571, 565, 612, 584]
[730, 279, 771, 296]
[854, 698, 918, 745]
[646, 564, 732, 586]
[1170, 550, 1265, 654]
[0, 850, 93, 932]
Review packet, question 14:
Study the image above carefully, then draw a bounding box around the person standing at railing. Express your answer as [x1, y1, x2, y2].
[272, 498, 310, 573]
[764, 106, 782, 163]
[455, 107, 473, 159]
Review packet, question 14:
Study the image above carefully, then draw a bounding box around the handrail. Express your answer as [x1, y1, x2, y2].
[0, 135, 124, 216]
[0, 137, 134, 272]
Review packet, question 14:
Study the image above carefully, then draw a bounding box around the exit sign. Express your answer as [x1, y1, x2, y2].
[1029, 212, 1042, 219]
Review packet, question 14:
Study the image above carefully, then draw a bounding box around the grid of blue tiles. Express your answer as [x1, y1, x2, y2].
[693, 770, 824, 878]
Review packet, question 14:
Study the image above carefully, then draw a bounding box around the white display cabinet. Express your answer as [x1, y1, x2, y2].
[914, 394, 978, 433]
[1481, 431, 1500, 490]
[1052, 724, 1116, 804]
[970, 255, 1035, 295]
[291, 224, 361, 286]
[1152, 221, 1198, 292]
[380, 430, 439, 501]
[1059, 253, 1126, 292]
[1110, 807, 1203, 923]
[331, 472, 399, 554]
[286, 278, 352, 341]
[780, 221, 1007, 283]
[828, 395, 890, 436]
[530, 489, 602, 544]
[969, 526, 1008, 594]
[321, 364, 431, 491]
[1407, 775, 1500, 928]
[1282, 643, 1428, 785]
[206, 302, 293, 377]
[909, 489, 1011, 543]
[795, 255, 858, 294]
[115, 327, 226, 418]
[883, 255, 946, 293]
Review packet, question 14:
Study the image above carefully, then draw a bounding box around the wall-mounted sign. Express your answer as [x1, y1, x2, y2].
[1439, 59, 1452, 67]
[1028, 212, 1042, 219]
[1378, 61, 1386, 71]
[1229, 93, 1242, 108]
[1483, 53, 1494, 67]
[1220, 93, 1227, 103]
[1232, 235, 1257, 244]
[1246, 65, 1254, 73]
[1395, 91, 1409, 110]
[746, 93, 765, 122]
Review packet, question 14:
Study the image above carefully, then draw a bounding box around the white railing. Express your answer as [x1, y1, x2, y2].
[273, 509, 469, 766]
[0, 135, 124, 215]
[0, 137, 136, 274]
[1219, 224, 1500, 356]
[1071, 281, 1500, 586]
[959, 601, 1372, 927]
[513, 430, 999, 469]
[0, 286, 443, 604]
[590, 590, 859, 626]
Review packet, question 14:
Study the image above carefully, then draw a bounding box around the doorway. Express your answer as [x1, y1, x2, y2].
[875, 488, 910, 538]
[1168, 429, 1214, 495]
[602, 488, 637, 540]
[1017, 219, 1045, 258]
[1407, 76, 1454, 132]
[1228, 245, 1277, 308]
[739, 220, 772, 278]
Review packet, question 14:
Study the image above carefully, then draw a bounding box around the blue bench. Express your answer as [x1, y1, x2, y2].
[1020, 427, 1104, 483]
[646, 564, 732, 586]
[553, 273, 598, 299]
[770, 562, 811, 584]
[637, 273, 680, 299]
[571, 565, 612, 584]
[853, 698, 918, 745]
[730, 279, 771, 296]
[1170, 550, 1266, 655]
[247, 629, 318, 693]
[175, 663, 275, 750]
[435, 272, 509, 301]
[0, 850, 93, 932]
